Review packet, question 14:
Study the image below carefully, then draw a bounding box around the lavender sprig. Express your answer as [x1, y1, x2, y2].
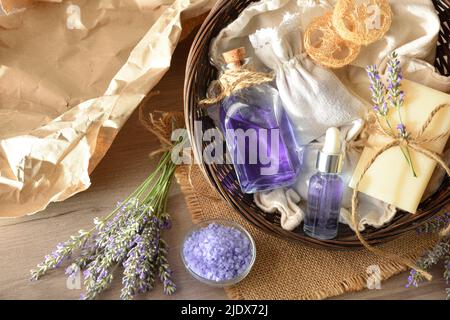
[386, 53, 405, 110]
[417, 213, 450, 235]
[386, 51, 417, 177]
[406, 235, 449, 289]
[31, 150, 178, 300]
[407, 213, 450, 300]
[367, 65, 389, 118]
[366, 52, 417, 177]
[82, 255, 115, 300]
[120, 220, 160, 300]
[30, 230, 91, 281]
[156, 239, 176, 296]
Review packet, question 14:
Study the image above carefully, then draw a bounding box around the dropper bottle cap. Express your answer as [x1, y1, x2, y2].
[316, 127, 343, 174]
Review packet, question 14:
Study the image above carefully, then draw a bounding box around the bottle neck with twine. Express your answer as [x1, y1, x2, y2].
[199, 47, 275, 106]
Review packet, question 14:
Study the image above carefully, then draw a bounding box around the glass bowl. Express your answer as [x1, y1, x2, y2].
[181, 219, 256, 287]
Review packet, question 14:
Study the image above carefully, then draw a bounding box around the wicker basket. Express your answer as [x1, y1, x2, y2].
[184, 0, 450, 249]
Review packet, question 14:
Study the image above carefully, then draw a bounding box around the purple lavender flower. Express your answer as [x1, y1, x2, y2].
[160, 213, 172, 230]
[30, 230, 91, 281]
[406, 269, 419, 288]
[82, 254, 115, 300]
[65, 264, 79, 277]
[157, 239, 176, 296]
[397, 123, 407, 137]
[366, 65, 388, 117]
[120, 219, 161, 300]
[387, 52, 405, 109]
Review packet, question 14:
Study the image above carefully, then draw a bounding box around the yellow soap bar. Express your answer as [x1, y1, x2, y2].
[350, 80, 450, 213]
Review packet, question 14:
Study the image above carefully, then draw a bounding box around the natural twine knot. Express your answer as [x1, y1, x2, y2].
[351, 103, 450, 282]
[199, 68, 275, 106]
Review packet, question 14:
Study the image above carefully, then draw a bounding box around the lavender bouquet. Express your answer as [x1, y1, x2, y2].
[31, 113, 183, 300]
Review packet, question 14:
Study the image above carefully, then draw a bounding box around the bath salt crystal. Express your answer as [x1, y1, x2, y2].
[183, 223, 254, 282]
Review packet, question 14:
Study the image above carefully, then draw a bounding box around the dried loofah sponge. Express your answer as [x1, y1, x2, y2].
[332, 0, 392, 46]
[304, 12, 361, 69]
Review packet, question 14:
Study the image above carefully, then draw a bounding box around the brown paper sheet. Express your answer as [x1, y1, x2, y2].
[0, 0, 215, 218]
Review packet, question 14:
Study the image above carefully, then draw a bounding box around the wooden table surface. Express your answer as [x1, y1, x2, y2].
[0, 33, 447, 300]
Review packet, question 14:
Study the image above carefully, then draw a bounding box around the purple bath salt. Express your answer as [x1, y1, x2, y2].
[182, 223, 254, 282]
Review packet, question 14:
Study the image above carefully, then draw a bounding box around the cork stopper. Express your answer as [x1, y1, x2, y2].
[222, 47, 247, 68]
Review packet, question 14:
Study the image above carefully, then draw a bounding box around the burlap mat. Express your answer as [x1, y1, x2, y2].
[175, 165, 439, 300]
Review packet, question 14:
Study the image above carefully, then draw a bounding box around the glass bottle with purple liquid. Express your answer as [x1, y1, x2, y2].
[219, 48, 300, 194]
[304, 128, 344, 240]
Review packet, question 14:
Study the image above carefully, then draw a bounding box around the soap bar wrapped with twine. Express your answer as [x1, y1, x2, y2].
[351, 103, 449, 281]
[350, 55, 450, 280]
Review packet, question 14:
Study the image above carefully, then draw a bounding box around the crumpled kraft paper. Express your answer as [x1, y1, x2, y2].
[0, 0, 215, 218]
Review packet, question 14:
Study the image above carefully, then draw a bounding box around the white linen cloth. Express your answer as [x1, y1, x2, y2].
[209, 0, 449, 230]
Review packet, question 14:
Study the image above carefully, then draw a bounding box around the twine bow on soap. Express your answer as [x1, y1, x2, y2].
[351, 103, 450, 281]
[199, 68, 275, 106]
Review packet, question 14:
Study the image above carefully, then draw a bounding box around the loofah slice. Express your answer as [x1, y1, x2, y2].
[332, 0, 392, 46]
[304, 12, 361, 69]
